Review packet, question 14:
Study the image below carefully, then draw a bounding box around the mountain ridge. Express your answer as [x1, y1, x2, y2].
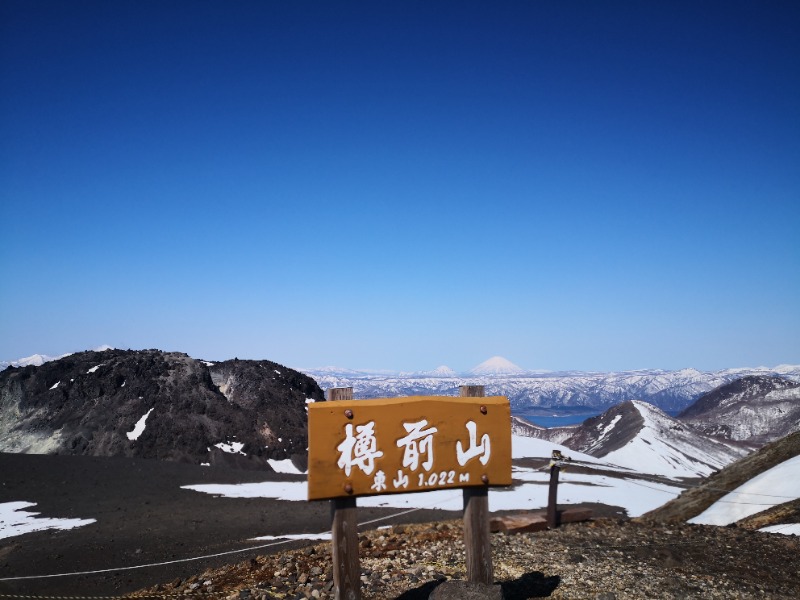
[512, 399, 747, 478]
[0, 349, 324, 469]
[302, 361, 800, 413]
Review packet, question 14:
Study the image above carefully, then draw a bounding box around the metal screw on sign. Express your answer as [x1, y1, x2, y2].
[480, 405, 488, 414]
[344, 409, 354, 419]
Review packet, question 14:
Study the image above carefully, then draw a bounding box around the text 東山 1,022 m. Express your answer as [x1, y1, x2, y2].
[307, 396, 512, 501]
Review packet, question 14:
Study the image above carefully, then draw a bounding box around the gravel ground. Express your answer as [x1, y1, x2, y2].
[3, 454, 798, 599]
[134, 518, 800, 599]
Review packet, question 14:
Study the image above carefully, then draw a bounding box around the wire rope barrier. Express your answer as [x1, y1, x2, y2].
[0, 493, 463, 584]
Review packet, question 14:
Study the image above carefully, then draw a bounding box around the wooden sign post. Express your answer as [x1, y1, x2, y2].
[308, 389, 512, 597]
[327, 388, 360, 600]
[460, 385, 493, 585]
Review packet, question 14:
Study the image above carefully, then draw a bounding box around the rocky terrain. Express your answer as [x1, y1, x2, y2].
[132, 518, 800, 599]
[0, 349, 324, 469]
[678, 375, 800, 445]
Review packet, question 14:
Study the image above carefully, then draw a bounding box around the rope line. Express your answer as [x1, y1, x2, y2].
[0, 493, 462, 584]
[561, 458, 800, 505]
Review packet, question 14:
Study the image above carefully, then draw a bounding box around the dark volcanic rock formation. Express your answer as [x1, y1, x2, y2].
[0, 349, 324, 469]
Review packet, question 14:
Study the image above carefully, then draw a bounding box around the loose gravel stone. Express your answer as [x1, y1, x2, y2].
[134, 519, 800, 599]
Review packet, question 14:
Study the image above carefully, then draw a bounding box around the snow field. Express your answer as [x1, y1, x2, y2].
[689, 454, 800, 526]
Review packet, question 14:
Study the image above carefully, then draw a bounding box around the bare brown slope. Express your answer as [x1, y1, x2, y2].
[641, 430, 800, 523]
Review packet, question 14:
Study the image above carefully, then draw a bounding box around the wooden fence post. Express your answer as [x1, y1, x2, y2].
[460, 385, 493, 585]
[547, 450, 570, 529]
[328, 387, 360, 600]
[547, 462, 560, 529]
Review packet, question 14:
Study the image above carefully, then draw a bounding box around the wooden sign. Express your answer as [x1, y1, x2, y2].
[307, 395, 511, 501]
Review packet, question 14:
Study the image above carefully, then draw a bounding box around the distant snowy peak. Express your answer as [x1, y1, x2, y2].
[422, 365, 457, 377]
[1, 352, 71, 370]
[468, 356, 527, 376]
[13, 354, 58, 367]
[1, 345, 113, 371]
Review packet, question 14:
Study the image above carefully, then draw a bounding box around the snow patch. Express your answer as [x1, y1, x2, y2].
[0, 501, 95, 540]
[251, 532, 331, 542]
[49, 381, 60, 390]
[87, 365, 101, 374]
[597, 415, 622, 442]
[215, 441, 246, 455]
[689, 455, 800, 526]
[267, 459, 305, 474]
[126, 408, 154, 441]
[183, 434, 676, 517]
[759, 524, 800, 536]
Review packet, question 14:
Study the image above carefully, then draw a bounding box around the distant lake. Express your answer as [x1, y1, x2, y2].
[519, 413, 599, 428]
[514, 407, 683, 428]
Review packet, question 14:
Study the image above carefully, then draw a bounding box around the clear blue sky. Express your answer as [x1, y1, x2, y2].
[1, 1, 798, 373]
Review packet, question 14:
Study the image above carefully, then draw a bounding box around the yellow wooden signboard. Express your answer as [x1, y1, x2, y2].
[307, 395, 512, 501]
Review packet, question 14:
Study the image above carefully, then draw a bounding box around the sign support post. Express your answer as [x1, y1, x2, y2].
[460, 385, 493, 585]
[328, 387, 360, 600]
[309, 389, 511, 595]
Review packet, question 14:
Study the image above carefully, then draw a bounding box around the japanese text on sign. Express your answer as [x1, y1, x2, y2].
[307, 396, 511, 500]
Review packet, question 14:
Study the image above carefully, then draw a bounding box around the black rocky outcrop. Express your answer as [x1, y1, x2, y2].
[0, 349, 325, 470]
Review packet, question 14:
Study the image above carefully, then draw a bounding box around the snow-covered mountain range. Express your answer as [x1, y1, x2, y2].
[0, 345, 113, 371]
[302, 357, 800, 413]
[513, 400, 748, 478]
[679, 376, 800, 445]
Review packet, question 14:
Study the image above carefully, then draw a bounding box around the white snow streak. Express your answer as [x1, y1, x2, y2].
[760, 524, 800, 536]
[126, 408, 154, 441]
[267, 459, 304, 474]
[251, 532, 331, 542]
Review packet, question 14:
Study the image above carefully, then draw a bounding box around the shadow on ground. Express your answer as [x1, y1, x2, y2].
[502, 572, 561, 598]
[394, 572, 561, 599]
